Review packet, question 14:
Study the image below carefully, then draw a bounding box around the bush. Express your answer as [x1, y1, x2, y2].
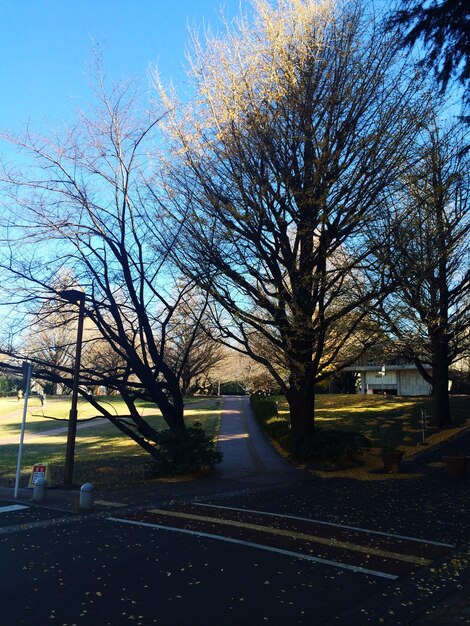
[220, 381, 247, 395]
[250, 395, 279, 420]
[250, 395, 292, 450]
[146, 422, 222, 478]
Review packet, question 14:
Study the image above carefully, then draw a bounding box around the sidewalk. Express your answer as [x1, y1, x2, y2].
[1, 395, 469, 624]
[215, 395, 298, 481]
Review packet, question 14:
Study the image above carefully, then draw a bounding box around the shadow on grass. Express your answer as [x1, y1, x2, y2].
[0, 402, 221, 489]
[264, 395, 470, 480]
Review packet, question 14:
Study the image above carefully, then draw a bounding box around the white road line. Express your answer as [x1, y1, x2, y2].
[193, 503, 455, 548]
[107, 516, 398, 580]
[0, 504, 29, 514]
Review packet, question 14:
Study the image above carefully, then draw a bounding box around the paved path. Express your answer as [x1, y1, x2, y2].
[215, 395, 296, 480]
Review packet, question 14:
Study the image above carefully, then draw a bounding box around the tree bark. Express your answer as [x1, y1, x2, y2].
[429, 191, 452, 427]
[286, 367, 316, 452]
[430, 334, 452, 426]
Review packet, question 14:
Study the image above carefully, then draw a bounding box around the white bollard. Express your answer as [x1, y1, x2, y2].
[32, 478, 48, 503]
[79, 483, 95, 511]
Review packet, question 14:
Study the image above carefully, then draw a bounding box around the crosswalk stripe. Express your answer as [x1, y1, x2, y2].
[0, 504, 29, 514]
[148, 507, 431, 566]
[107, 516, 399, 580]
[194, 503, 456, 548]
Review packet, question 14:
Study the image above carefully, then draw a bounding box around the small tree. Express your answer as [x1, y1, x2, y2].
[165, 290, 225, 396]
[22, 282, 78, 395]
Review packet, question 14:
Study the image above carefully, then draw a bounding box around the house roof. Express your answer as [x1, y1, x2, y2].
[344, 360, 432, 372]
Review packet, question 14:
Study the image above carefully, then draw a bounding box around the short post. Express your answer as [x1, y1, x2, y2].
[32, 478, 48, 503]
[79, 483, 94, 511]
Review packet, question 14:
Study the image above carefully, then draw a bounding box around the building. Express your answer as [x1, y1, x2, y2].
[345, 360, 432, 396]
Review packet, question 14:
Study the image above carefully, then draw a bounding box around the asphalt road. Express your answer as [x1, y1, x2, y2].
[1, 395, 469, 625]
[0, 500, 385, 625]
[0, 484, 463, 626]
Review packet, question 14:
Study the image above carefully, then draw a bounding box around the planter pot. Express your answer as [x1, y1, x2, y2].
[381, 450, 404, 474]
[442, 456, 469, 479]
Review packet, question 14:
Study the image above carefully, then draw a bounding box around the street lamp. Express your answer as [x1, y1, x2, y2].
[378, 364, 386, 396]
[59, 289, 86, 486]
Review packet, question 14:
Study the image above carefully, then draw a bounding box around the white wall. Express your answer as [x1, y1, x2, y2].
[398, 370, 431, 396]
[359, 368, 431, 395]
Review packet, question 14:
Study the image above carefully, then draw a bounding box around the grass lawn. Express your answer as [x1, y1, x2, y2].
[263, 394, 470, 479]
[0, 395, 222, 489]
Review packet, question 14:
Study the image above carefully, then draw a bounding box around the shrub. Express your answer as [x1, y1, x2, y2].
[250, 395, 279, 421]
[250, 395, 291, 450]
[220, 381, 247, 395]
[147, 422, 222, 478]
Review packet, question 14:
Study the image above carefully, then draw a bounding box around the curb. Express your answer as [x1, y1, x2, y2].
[407, 423, 470, 462]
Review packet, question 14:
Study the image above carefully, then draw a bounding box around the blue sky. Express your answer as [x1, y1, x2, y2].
[0, 0, 246, 135]
[1, 1, 461, 143]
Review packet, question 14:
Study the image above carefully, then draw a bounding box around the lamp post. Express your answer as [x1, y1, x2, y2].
[378, 364, 386, 396]
[59, 289, 85, 486]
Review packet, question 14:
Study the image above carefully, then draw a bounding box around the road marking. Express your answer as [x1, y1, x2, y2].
[94, 500, 126, 508]
[107, 516, 398, 580]
[194, 503, 455, 548]
[148, 507, 430, 566]
[0, 504, 29, 514]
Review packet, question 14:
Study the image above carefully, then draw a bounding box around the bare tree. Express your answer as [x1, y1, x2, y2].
[159, 0, 429, 448]
[23, 308, 75, 395]
[165, 289, 225, 396]
[377, 115, 470, 426]
[0, 68, 207, 457]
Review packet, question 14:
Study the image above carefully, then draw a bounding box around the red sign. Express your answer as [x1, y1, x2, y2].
[28, 463, 51, 487]
[32, 465, 46, 483]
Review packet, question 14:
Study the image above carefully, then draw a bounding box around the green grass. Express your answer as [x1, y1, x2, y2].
[0, 395, 222, 489]
[263, 394, 470, 456]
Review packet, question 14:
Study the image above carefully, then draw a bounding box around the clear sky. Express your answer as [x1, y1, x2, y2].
[0, 0, 246, 135]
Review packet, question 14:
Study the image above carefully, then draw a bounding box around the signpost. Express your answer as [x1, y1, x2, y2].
[13, 361, 34, 499]
[28, 463, 52, 487]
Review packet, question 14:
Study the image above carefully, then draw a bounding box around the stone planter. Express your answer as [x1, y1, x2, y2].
[381, 450, 404, 474]
[442, 456, 469, 479]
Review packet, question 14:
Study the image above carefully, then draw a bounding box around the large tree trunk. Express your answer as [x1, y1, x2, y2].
[286, 366, 316, 453]
[429, 214, 452, 427]
[430, 334, 452, 426]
